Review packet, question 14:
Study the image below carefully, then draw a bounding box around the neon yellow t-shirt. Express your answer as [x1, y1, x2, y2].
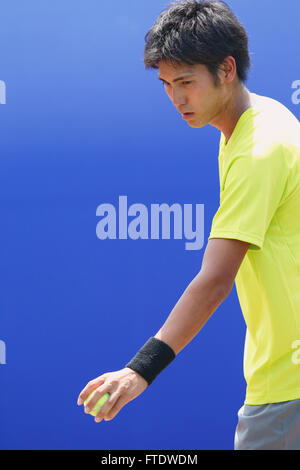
[208, 93, 300, 405]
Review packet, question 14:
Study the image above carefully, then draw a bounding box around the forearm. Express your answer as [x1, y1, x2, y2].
[155, 274, 228, 355]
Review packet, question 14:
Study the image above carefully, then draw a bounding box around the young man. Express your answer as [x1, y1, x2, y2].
[77, 0, 300, 450]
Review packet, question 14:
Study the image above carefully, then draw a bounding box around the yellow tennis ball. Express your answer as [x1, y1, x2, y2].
[84, 392, 110, 417]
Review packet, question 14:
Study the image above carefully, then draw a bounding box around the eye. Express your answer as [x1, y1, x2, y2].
[182, 81, 192, 85]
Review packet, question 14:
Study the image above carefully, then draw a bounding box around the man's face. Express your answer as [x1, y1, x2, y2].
[158, 61, 226, 128]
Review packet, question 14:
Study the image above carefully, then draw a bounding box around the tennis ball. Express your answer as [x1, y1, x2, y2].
[84, 391, 110, 417]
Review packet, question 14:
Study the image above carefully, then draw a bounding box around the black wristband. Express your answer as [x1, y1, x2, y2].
[125, 337, 176, 385]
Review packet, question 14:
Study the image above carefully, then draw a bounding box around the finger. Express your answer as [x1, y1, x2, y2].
[102, 395, 129, 422]
[77, 377, 106, 405]
[93, 390, 120, 422]
[84, 384, 114, 414]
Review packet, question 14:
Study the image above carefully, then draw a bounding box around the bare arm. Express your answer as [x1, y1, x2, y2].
[77, 237, 250, 422]
[155, 238, 250, 354]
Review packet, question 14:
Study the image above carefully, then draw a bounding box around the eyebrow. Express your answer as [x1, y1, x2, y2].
[158, 74, 195, 84]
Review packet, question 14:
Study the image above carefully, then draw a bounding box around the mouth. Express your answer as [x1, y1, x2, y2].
[182, 112, 194, 120]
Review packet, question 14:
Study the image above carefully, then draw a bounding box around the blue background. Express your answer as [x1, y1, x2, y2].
[0, 0, 299, 450]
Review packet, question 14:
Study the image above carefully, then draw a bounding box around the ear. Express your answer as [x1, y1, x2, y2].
[221, 56, 237, 83]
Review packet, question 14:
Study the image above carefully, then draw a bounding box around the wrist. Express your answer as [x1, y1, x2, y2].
[125, 337, 176, 385]
[125, 367, 149, 386]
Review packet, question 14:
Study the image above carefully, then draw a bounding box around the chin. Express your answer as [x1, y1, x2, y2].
[188, 121, 204, 129]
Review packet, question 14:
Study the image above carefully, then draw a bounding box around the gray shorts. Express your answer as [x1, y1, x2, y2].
[234, 398, 300, 450]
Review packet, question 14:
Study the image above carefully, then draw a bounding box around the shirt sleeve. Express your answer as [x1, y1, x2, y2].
[208, 145, 289, 251]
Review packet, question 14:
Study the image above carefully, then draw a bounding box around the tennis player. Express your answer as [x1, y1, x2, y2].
[77, 0, 300, 450]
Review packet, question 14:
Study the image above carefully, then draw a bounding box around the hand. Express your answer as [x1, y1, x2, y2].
[77, 367, 148, 423]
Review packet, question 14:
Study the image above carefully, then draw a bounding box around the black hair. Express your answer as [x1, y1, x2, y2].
[144, 0, 251, 86]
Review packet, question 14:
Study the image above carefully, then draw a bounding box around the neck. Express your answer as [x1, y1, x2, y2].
[212, 85, 253, 143]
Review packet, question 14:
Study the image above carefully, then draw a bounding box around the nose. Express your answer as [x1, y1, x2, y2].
[168, 88, 187, 107]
